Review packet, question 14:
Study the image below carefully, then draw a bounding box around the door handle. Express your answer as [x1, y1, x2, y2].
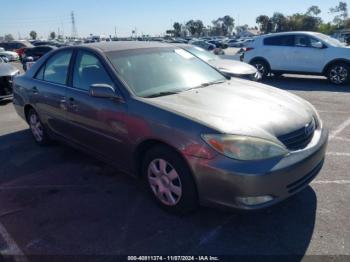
[59, 97, 67, 111]
[32, 86, 38, 94]
[68, 97, 78, 110]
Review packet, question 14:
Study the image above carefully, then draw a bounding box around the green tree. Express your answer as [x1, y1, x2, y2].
[271, 12, 288, 32]
[211, 16, 235, 36]
[4, 34, 14, 41]
[186, 20, 204, 36]
[222, 15, 235, 35]
[256, 15, 270, 34]
[29, 30, 37, 40]
[173, 22, 182, 37]
[330, 1, 348, 27]
[211, 18, 223, 35]
[319, 23, 336, 35]
[50, 31, 56, 39]
[306, 5, 321, 16]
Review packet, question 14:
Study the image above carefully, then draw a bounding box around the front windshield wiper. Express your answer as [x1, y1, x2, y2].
[200, 79, 226, 87]
[144, 91, 181, 98]
[185, 79, 227, 92]
[144, 79, 227, 98]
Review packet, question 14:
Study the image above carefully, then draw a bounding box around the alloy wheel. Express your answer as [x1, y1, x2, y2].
[255, 63, 266, 76]
[29, 113, 44, 142]
[329, 65, 348, 84]
[147, 158, 182, 206]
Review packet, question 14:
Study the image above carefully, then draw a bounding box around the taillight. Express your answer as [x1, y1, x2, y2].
[245, 47, 254, 52]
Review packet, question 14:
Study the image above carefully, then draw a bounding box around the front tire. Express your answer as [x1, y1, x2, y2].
[27, 108, 51, 145]
[327, 63, 350, 85]
[142, 146, 198, 214]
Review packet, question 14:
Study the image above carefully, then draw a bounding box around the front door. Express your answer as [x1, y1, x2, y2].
[65, 50, 129, 168]
[289, 35, 326, 73]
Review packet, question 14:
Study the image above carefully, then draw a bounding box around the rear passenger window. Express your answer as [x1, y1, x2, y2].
[43, 50, 72, 85]
[264, 35, 294, 46]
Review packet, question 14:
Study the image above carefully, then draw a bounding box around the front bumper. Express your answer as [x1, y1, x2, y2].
[186, 127, 328, 210]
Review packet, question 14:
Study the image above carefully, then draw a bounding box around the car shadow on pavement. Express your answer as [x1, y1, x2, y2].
[0, 99, 12, 106]
[263, 75, 350, 93]
[0, 130, 316, 260]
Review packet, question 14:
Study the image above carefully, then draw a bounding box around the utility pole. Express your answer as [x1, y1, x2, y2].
[71, 11, 78, 39]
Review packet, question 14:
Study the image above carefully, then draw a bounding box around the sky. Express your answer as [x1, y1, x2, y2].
[0, 0, 344, 39]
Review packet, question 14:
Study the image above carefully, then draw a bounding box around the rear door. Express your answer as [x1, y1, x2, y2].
[262, 35, 295, 71]
[31, 50, 72, 137]
[65, 50, 129, 166]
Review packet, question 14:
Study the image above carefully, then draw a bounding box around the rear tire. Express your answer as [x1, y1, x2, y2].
[251, 59, 270, 78]
[327, 63, 350, 85]
[142, 145, 198, 214]
[27, 108, 51, 146]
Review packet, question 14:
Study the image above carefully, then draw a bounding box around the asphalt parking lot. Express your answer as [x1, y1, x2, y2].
[0, 64, 349, 260]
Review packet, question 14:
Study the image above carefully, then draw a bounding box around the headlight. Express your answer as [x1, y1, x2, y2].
[311, 107, 322, 129]
[202, 134, 289, 161]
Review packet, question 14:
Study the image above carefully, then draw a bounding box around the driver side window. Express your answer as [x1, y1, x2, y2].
[73, 51, 114, 91]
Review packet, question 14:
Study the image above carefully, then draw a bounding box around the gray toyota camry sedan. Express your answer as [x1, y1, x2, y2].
[13, 41, 328, 213]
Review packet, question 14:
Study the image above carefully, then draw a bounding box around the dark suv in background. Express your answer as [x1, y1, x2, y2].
[0, 41, 34, 59]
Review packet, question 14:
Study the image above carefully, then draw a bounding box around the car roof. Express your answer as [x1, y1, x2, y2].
[261, 31, 321, 38]
[32, 45, 57, 49]
[174, 43, 192, 48]
[81, 41, 173, 52]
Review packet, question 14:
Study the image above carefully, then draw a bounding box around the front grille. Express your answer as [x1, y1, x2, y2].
[278, 119, 315, 151]
[0, 76, 13, 96]
[286, 159, 324, 194]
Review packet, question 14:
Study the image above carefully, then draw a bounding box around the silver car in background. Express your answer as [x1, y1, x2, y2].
[13, 42, 328, 213]
[178, 44, 261, 81]
[0, 57, 19, 100]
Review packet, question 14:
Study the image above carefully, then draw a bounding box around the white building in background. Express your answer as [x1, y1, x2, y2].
[237, 29, 261, 38]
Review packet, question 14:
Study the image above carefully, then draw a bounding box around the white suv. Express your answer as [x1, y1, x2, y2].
[244, 31, 350, 85]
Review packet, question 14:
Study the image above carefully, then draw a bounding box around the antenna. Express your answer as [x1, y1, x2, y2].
[71, 11, 78, 38]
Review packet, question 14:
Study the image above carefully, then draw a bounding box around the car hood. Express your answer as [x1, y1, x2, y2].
[208, 59, 257, 75]
[146, 79, 315, 142]
[0, 63, 19, 77]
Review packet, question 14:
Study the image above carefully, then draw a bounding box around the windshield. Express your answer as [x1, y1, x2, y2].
[185, 46, 219, 62]
[315, 33, 346, 47]
[107, 48, 226, 98]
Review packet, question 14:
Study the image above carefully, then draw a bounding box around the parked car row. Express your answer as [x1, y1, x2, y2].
[12, 41, 328, 213]
[177, 44, 261, 81]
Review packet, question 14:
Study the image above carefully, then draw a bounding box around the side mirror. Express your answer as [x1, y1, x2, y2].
[312, 41, 324, 49]
[89, 84, 121, 99]
[24, 56, 34, 62]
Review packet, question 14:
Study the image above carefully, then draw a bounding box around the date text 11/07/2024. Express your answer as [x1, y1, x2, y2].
[127, 256, 220, 261]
